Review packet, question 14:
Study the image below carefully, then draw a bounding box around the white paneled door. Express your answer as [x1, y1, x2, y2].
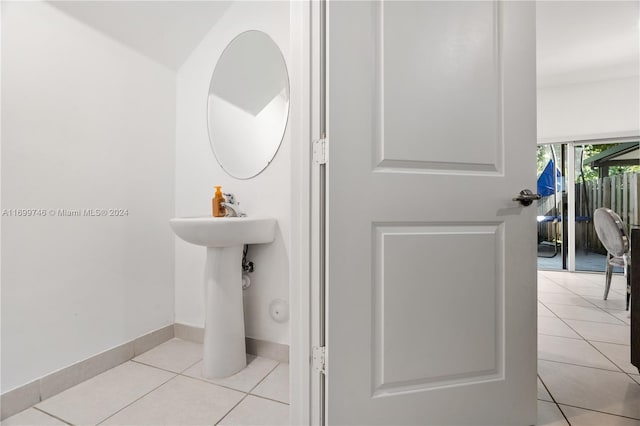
[325, 1, 537, 424]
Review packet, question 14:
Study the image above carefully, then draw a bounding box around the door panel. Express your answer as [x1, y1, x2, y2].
[326, 1, 537, 424]
[380, 1, 501, 172]
[373, 223, 503, 396]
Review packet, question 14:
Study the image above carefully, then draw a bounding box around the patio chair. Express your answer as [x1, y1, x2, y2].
[593, 208, 631, 310]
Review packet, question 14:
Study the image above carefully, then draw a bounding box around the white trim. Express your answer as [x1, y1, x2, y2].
[538, 130, 640, 145]
[0, 325, 174, 420]
[309, 0, 325, 423]
[173, 324, 289, 363]
[289, 1, 314, 424]
[567, 146, 576, 271]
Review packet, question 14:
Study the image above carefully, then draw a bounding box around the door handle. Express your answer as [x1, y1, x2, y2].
[513, 189, 541, 206]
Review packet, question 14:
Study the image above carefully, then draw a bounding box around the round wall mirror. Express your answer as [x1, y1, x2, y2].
[207, 30, 290, 179]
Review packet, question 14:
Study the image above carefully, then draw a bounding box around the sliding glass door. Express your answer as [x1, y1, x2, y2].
[536, 144, 565, 270]
[537, 141, 639, 272]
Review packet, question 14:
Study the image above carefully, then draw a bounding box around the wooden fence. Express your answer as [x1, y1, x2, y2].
[577, 173, 640, 253]
[537, 173, 640, 254]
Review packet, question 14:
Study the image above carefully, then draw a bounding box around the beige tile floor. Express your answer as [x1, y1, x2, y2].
[3, 270, 639, 425]
[2, 339, 289, 426]
[538, 270, 640, 426]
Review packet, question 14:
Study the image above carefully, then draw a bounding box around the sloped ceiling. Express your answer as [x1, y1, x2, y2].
[50, 1, 232, 70]
[50, 1, 639, 84]
[537, 0, 640, 88]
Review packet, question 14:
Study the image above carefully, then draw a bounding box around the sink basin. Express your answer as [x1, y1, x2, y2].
[170, 216, 276, 378]
[169, 217, 276, 247]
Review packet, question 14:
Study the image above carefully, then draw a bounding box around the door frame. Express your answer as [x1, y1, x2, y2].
[289, 0, 323, 424]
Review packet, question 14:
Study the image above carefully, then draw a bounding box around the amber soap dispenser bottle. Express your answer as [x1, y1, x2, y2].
[212, 186, 226, 217]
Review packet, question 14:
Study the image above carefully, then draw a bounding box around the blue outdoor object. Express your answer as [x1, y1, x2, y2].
[537, 159, 561, 197]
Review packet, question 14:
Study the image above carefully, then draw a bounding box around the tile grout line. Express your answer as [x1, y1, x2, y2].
[127, 355, 286, 425]
[540, 295, 628, 313]
[246, 393, 290, 406]
[31, 406, 75, 426]
[583, 338, 636, 377]
[214, 393, 250, 426]
[601, 310, 632, 327]
[539, 358, 624, 374]
[557, 402, 640, 421]
[543, 315, 628, 326]
[542, 274, 629, 326]
[179, 358, 206, 374]
[247, 362, 281, 394]
[541, 293, 630, 346]
[539, 272, 640, 421]
[246, 363, 290, 404]
[175, 362, 274, 395]
[541, 297, 628, 374]
[538, 299, 562, 320]
[542, 293, 629, 326]
[213, 363, 278, 426]
[537, 331, 583, 341]
[538, 276, 576, 426]
[560, 310, 629, 350]
[537, 374, 571, 426]
[129, 358, 193, 375]
[145, 357, 280, 425]
[94, 373, 178, 425]
[12, 340, 288, 426]
[556, 402, 572, 425]
[536, 373, 555, 404]
[216, 358, 289, 425]
[29, 361, 179, 426]
[213, 363, 281, 426]
[176, 374, 255, 395]
[537, 297, 599, 345]
[537, 298, 629, 374]
[538, 289, 595, 309]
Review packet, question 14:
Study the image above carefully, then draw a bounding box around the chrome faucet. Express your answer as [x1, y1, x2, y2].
[222, 193, 246, 217]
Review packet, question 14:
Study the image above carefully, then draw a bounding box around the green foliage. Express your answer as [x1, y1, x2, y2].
[538, 143, 640, 182]
[537, 144, 560, 176]
[578, 143, 640, 182]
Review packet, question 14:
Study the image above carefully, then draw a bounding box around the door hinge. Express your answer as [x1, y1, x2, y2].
[312, 346, 327, 374]
[313, 138, 328, 165]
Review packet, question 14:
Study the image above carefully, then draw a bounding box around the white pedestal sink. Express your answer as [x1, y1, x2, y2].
[170, 217, 276, 378]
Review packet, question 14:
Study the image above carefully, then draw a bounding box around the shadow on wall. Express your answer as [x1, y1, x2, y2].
[50, 1, 232, 70]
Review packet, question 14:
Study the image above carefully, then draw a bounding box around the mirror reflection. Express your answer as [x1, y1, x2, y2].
[207, 30, 290, 179]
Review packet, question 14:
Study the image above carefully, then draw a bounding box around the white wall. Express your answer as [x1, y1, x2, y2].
[175, 1, 290, 345]
[537, 76, 640, 143]
[1, 2, 176, 392]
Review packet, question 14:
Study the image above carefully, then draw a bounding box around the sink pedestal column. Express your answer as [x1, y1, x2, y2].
[203, 245, 246, 378]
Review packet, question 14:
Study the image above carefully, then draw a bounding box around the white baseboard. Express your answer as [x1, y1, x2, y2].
[1, 323, 290, 421]
[173, 323, 289, 363]
[0, 324, 174, 420]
